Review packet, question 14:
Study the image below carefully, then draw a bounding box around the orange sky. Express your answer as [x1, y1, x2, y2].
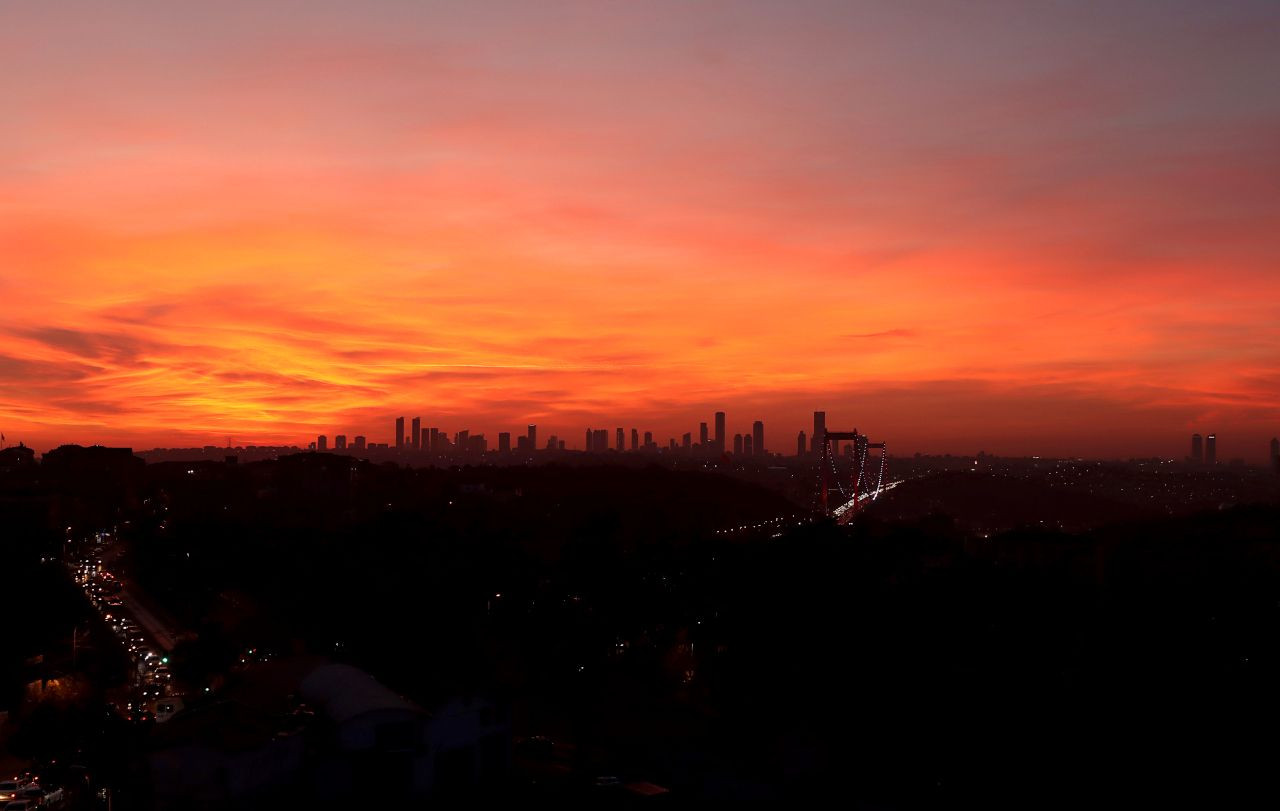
[3, 1, 1278, 460]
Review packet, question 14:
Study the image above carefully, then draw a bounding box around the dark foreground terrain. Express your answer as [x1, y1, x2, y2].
[3, 450, 1279, 806]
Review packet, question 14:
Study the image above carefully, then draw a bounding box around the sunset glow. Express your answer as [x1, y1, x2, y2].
[4, 1, 1278, 458]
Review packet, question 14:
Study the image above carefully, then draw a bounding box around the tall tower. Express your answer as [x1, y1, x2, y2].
[498, 432, 511, 453]
[812, 411, 826, 453]
[743, 434, 753, 456]
[797, 430, 807, 457]
[395, 417, 405, 449]
[1206, 433, 1217, 465]
[1191, 433, 1203, 463]
[752, 420, 764, 457]
[528, 424, 537, 452]
[335, 435, 347, 450]
[617, 428, 625, 452]
[631, 428, 639, 451]
[411, 417, 421, 451]
[317, 435, 327, 452]
[699, 422, 709, 448]
[714, 411, 726, 454]
[733, 434, 743, 456]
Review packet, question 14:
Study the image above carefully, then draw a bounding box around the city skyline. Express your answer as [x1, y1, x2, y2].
[4, 2, 1279, 461]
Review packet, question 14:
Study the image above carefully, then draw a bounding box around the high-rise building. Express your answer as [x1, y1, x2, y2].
[585, 428, 592, 451]
[752, 420, 764, 457]
[812, 411, 826, 453]
[429, 427, 439, 453]
[354, 435, 366, 450]
[335, 435, 347, 450]
[595, 429, 609, 453]
[395, 417, 405, 449]
[644, 431, 653, 448]
[317, 435, 327, 451]
[743, 434, 753, 456]
[682, 432, 692, 449]
[699, 422, 709, 448]
[528, 424, 537, 452]
[631, 428, 639, 451]
[498, 432, 511, 453]
[411, 417, 421, 451]
[733, 434, 743, 455]
[557, 439, 565, 450]
[1191, 433, 1203, 463]
[1206, 433, 1217, 465]
[715, 411, 726, 454]
[547, 435, 558, 451]
[797, 430, 807, 457]
[617, 428, 625, 452]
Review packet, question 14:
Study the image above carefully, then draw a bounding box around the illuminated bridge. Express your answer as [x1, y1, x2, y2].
[817, 428, 892, 524]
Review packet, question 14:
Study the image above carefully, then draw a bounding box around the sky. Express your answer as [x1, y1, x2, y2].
[2, 0, 1278, 460]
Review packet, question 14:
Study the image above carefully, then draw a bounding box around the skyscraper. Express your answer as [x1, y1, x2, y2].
[631, 428, 639, 451]
[395, 416, 405, 449]
[353, 435, 366, 450]
[812, 411, 826, 453]
[1191, 433, 1203, 463]
[715, 411, 726, 454]
[797, 430, 807, 457]
[429, 427, 439, 453]
[733, 434, 743, 455]
[617, 428, 625, 452]
[585, 428, 592, 451]
[317, 435, 327, 451]
[682, 432, 692, 449]
[743, 434, 753, 455]
[411, 417, 421, 451]
[334, 435, 347, 450]
[644, 431, 653, 448]
[498, 432, 511, 453]
[752, 420, 764, 457]
[1206, 433, 1217, 465]
[528, 424, 537, 452]
[699, 422, 709, 448]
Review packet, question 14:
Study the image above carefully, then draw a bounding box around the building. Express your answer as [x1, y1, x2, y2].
[733, 434, 743, 456]
[317, 435, 328, 452]
[334, 435, 347, 450]
[498, 432, 511, 453]
[743, 434, 753, 455]
[395, 417, 405, 450]
[812, 411, 826, 453]
[527, 424, 537, 452]
[617, 428, 625, 452]
[682, 432, 692, 449]
[353, 436, 366, 451]
[752, 420, 764, 457]
[1191, 433, 1203, 463]
[411, 417, 421, 451]
[1206, 433, 1217, 465]
[0, 443, 35, 473]
[593, 429, 609, 453]
[644, 431, 653, 448]
[429, 428, 440, 453]
[148, 659, 508, 807]
[631, 428, 639, 451]
[797, 430, 807, 457]
[714, 411, 726, 454]
[699, 422, 709, 449]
